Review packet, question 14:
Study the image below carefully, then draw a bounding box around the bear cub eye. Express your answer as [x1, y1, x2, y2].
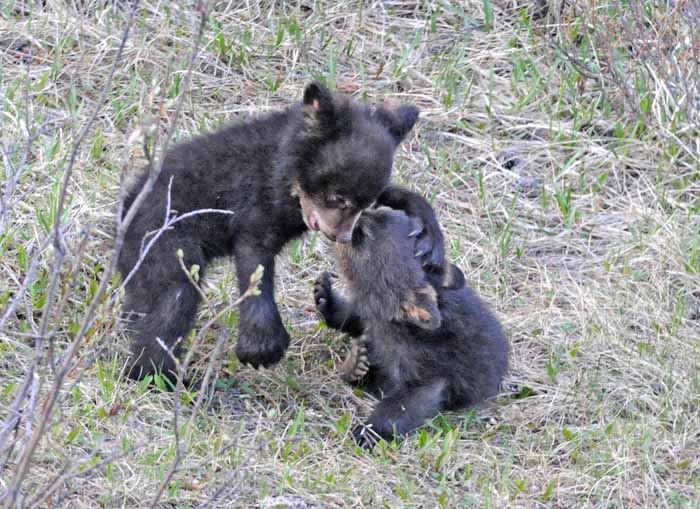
[325, 194, 351, 210]
[351, 226, 365, 247]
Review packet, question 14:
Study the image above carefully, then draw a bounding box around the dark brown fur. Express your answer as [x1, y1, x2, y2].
[118, 82, 445, 381]
[314, 208, 508, 446]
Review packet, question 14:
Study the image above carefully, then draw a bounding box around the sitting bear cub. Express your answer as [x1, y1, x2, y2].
[314, 207, 508, 445]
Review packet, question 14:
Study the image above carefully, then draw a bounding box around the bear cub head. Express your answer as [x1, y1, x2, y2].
[289, 82, 420, 245]
[333, 207, 464, 330]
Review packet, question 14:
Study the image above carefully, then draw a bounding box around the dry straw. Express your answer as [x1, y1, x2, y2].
[0, 0, 699, 507]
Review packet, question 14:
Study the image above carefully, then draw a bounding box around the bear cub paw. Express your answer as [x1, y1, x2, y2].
[339, 338, 370, 383]
[313, 272, 334, 317]
[236, 320, 290, 368]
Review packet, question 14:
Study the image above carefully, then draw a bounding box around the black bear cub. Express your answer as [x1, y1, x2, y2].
[118, 81, 444, 381]
[314, 207, 508, 446]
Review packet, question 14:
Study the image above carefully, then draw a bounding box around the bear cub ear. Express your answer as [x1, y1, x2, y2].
[303, 81, 335, 127]
[399, 284, 441, 330]
[441, 263, 466, 290]
[374, 104, 420, 145]
[425, 263, 466, 290]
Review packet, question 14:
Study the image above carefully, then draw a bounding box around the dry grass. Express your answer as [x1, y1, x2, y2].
[2, 0, 700, 507]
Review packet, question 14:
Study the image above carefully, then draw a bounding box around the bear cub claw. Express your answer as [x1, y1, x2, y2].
[339, 338, 370, 383]
[352, 424, 381, 449]
[235, 321, 290, 368]
[313, 272, 334, 318]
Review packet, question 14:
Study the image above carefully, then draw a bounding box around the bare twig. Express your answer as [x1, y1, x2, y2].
[117, 176, 235, 296]
[3, 0, 223, 498]
[0, 46, 35, 238]
[0, 235, 51, 462]
[148, 262, 263, 508]
[27, 449, 128, 509]
[147, 339, 185, 509]
[0, 235, 52, 331]
[2, 2, 141, 504]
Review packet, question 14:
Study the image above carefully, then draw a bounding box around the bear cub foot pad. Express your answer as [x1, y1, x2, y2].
[339, 338, 369, 383]
[313, 272, 334, 315]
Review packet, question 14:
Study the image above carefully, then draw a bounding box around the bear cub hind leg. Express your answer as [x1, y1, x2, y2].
[123, 242, 206, 382]
[353, 378, 447, 448]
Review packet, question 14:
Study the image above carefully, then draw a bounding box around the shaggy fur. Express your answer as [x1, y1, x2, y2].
[313, 207, 508, 445]
[117, 82, 444, 381]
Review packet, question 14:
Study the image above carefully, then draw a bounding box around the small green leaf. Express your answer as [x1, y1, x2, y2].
[675, 459, 691, 470]
[483, 0, 494, 31]
[513, 386, 536, 399]
[562, 427, 575, 441]
[396, 485, 408, 501]
[288, 405, 305, 437]
[542, 479, 557, 500]
[250, 264, 264, 284]
[640, 94, 652, 115]
[335, 412, 352, 436]
[66, 426, 80, 444]
[190, 264, 200, 282]
[613, 121, 625, 139]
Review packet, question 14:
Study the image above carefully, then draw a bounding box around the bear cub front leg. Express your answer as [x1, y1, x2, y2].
[313, 272, 364, 337]
[233, 244, 290, 368]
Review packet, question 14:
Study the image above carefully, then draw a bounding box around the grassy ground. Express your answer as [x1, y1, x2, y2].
[2, 0, 700, 507]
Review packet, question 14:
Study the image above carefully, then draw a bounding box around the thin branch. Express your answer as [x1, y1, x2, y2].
[3, 2, 141, 503]
[4, 1, 211, 505]
[0, 46, 35, 238]
[117, 177, 234, 295]
[27, 449, 128, 509]
[50, 2, 134, 255]
[148, 264, 262, 508]
[148, 345, 184, 509]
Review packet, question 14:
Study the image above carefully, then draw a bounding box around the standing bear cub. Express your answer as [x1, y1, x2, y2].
[118, 82, 444, 381]
[313, 207, 508, 446]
